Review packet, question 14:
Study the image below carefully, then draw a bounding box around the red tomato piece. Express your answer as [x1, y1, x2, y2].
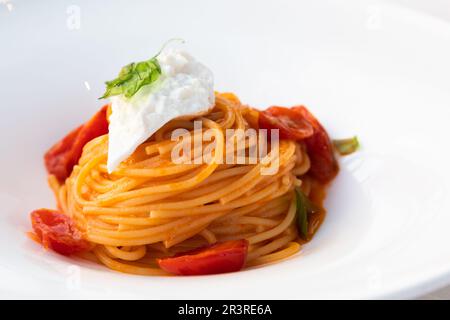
[259, 106, 314, 140]
[292, 106, 338, 183]
[30, 209, 89, 255]
[158, 240, 249, 275]
[44, 125, 83, 182]
[44, 105, 109, 182]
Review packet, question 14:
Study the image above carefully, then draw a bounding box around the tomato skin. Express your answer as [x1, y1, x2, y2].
[292, 106, 338, 183]
[158, 240, 249, 275]
[30, 209, 89, 255]
[259, 106, 314, 140]
[44, 126, 83, 182]
[258, 105, 338, 183]
[44, 105, 109, 182]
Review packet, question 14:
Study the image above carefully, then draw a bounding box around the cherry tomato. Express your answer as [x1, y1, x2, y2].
[292, 106, 338, 183]
[44, 105, 109, 182]
[158, 240, 249, 275]
[259, 106, 314, 140]
[30, 209, 90, 255]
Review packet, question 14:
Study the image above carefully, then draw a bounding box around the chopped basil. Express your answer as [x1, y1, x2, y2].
[295, 188, 320, 240]
[99, 56, 161, 99]
[295, 189, 308, 239]
[333, 136, 359, 155]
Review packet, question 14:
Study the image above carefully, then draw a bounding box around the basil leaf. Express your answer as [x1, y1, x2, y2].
[295, 188, 321, 240]
[295, 188, 308, 239]
[333, 136, 359, 155]
[99, 56, 162, 100]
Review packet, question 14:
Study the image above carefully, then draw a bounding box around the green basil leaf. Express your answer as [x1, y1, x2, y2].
[99, 56, 162, 100]
[333, 136, 359, 155]
[295, 188, 309, 239]
[295, 188, 321, 240]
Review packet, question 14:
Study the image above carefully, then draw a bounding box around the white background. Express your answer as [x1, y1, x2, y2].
[395, 0, 450, 300]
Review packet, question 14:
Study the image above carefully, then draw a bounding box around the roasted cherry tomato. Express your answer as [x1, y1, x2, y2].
[292, 106, 338, 183]
[44, 105, 109, 182]
[30, 209, 89, 255]
[158, 240, 249, 275]
[259, 106, 314, 140]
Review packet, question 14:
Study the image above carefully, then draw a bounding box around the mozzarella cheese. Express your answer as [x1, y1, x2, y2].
[107, 48, 214, 173]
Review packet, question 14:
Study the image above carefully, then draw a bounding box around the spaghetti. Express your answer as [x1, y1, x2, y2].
[31, 91, 342, 276]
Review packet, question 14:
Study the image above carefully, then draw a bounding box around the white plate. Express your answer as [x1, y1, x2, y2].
[1, 0, 450, 299]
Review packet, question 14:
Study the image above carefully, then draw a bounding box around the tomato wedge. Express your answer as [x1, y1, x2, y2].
[292, 106, 338, 183]
[44, 105, 109, 182]
[259, 106, 314, 140]
[158, 240, 249, 275]
[30, 209, 90, 255]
